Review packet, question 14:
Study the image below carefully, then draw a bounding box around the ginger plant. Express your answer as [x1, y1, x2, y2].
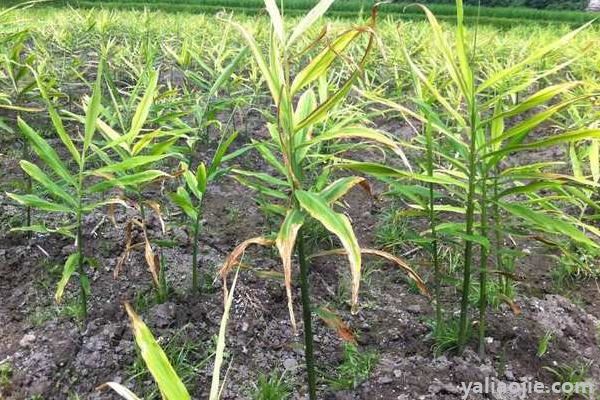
[0, 30, 42, 230]
[8, 59, 179, 318]
[92, 67, 185, 296]
[7, 62, 106, 319]
[169, 129, 238, 292]
[168, 46, 248, 293]
[218, 1, 427, 398]
[347, 0, 600, 356]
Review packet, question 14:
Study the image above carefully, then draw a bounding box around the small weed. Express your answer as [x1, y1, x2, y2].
[303, 216, 334, 253]
[28, 305, 60, 327]
[132, 289, 156, 314]
[469, 278, 516, 310]
[427, 317, 469, 356]
[439, 245, 463, 277]
[552, 245, 600, 289]
[537, 330, 554, 358]
[225, 205, 242, 224]
[0, 362, 12, 389]
[544, 360, 594, 400]
[361, 260, 383, 288]
[328, 343, 378, 390]
[61, 299, 87, 321]
[375, 207, 417, 253]
[251, 371, 291, 400]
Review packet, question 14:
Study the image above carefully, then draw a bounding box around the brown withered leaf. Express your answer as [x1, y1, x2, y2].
[146, 200, 166, 234]
[499, 294, 522, 316]
[275, 210, 304, 333]
[358, 179, 375, 199]
[114, 220, 133, 279]
[142, 229, 160, 286]
[219, 237, 274, 298]
[107, 203, 117, 227]
[316, 306, 356, 344]
[310, 248, 430, 299]
[130, 218, 160, 286]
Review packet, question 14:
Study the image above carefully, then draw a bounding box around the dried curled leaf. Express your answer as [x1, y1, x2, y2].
[310, 248, 430, 299]
[132, 219, 160, 286]
[146, 200, 166, 234]
[275, 209, 305, 333]
[316, 306, 356, 344]
[499, 294, 522, 316]
[219, 237, 275, 298]
[114, 221, 134, 279]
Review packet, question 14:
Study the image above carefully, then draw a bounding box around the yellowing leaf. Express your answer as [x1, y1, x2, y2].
[55, 253, 79, 303]
[287, 0, 335, 47]
[295, 190, 362, 313]
[124, 304, 191, 400]
[219, 237, 275, 297]
[126, 70, 158, 144]
[275, 209, 305, 332]
[264, 0, 285, 44]
[291, 29, 359, 95]
[311, 248, 429, 298]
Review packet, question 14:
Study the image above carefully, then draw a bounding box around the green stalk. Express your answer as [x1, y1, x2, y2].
[425, 121, 442, 328]
[137, 191, 147, 221]
[477, 174, 489, 357]
[492, 170, 505, 292]
[22, 137, 32, 234]
[76, 148, 88, 319]
[458, 97, 479, 353]
[76, 207, 87, 319]
[157, 249, 168, 303]
[297, 228, 316, 400]
[18, 106, 32, 235]
[191, 209, 203, 292]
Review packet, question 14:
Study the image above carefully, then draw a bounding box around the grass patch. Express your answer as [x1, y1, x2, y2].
[250, 371, 292, 400]
[7, 0, 599, 27]
[327, 343, 378, 390]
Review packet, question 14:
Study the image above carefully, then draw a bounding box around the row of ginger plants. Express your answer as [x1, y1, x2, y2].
[1, 0, 600, 398]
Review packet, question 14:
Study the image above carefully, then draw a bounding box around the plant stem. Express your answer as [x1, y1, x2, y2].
[157, 249, 168, 303]
[297, 229, 317, 400]
[138, 192, 146, 221]
[77, 126, 88, 320]
[478, 174, 489, 358]
[458, 98, 479, 353]
[22, 137, 32, 237]
[425, 122, 442, 329]
[191, 210, 202, 292]
[76, 208, 87, 319]
[492, 171, 506, 290]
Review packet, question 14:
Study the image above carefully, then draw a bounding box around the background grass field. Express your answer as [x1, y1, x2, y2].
[7, 0, 600, 26]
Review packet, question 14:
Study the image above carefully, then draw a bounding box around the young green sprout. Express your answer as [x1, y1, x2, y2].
[170, 129, 238, 292]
